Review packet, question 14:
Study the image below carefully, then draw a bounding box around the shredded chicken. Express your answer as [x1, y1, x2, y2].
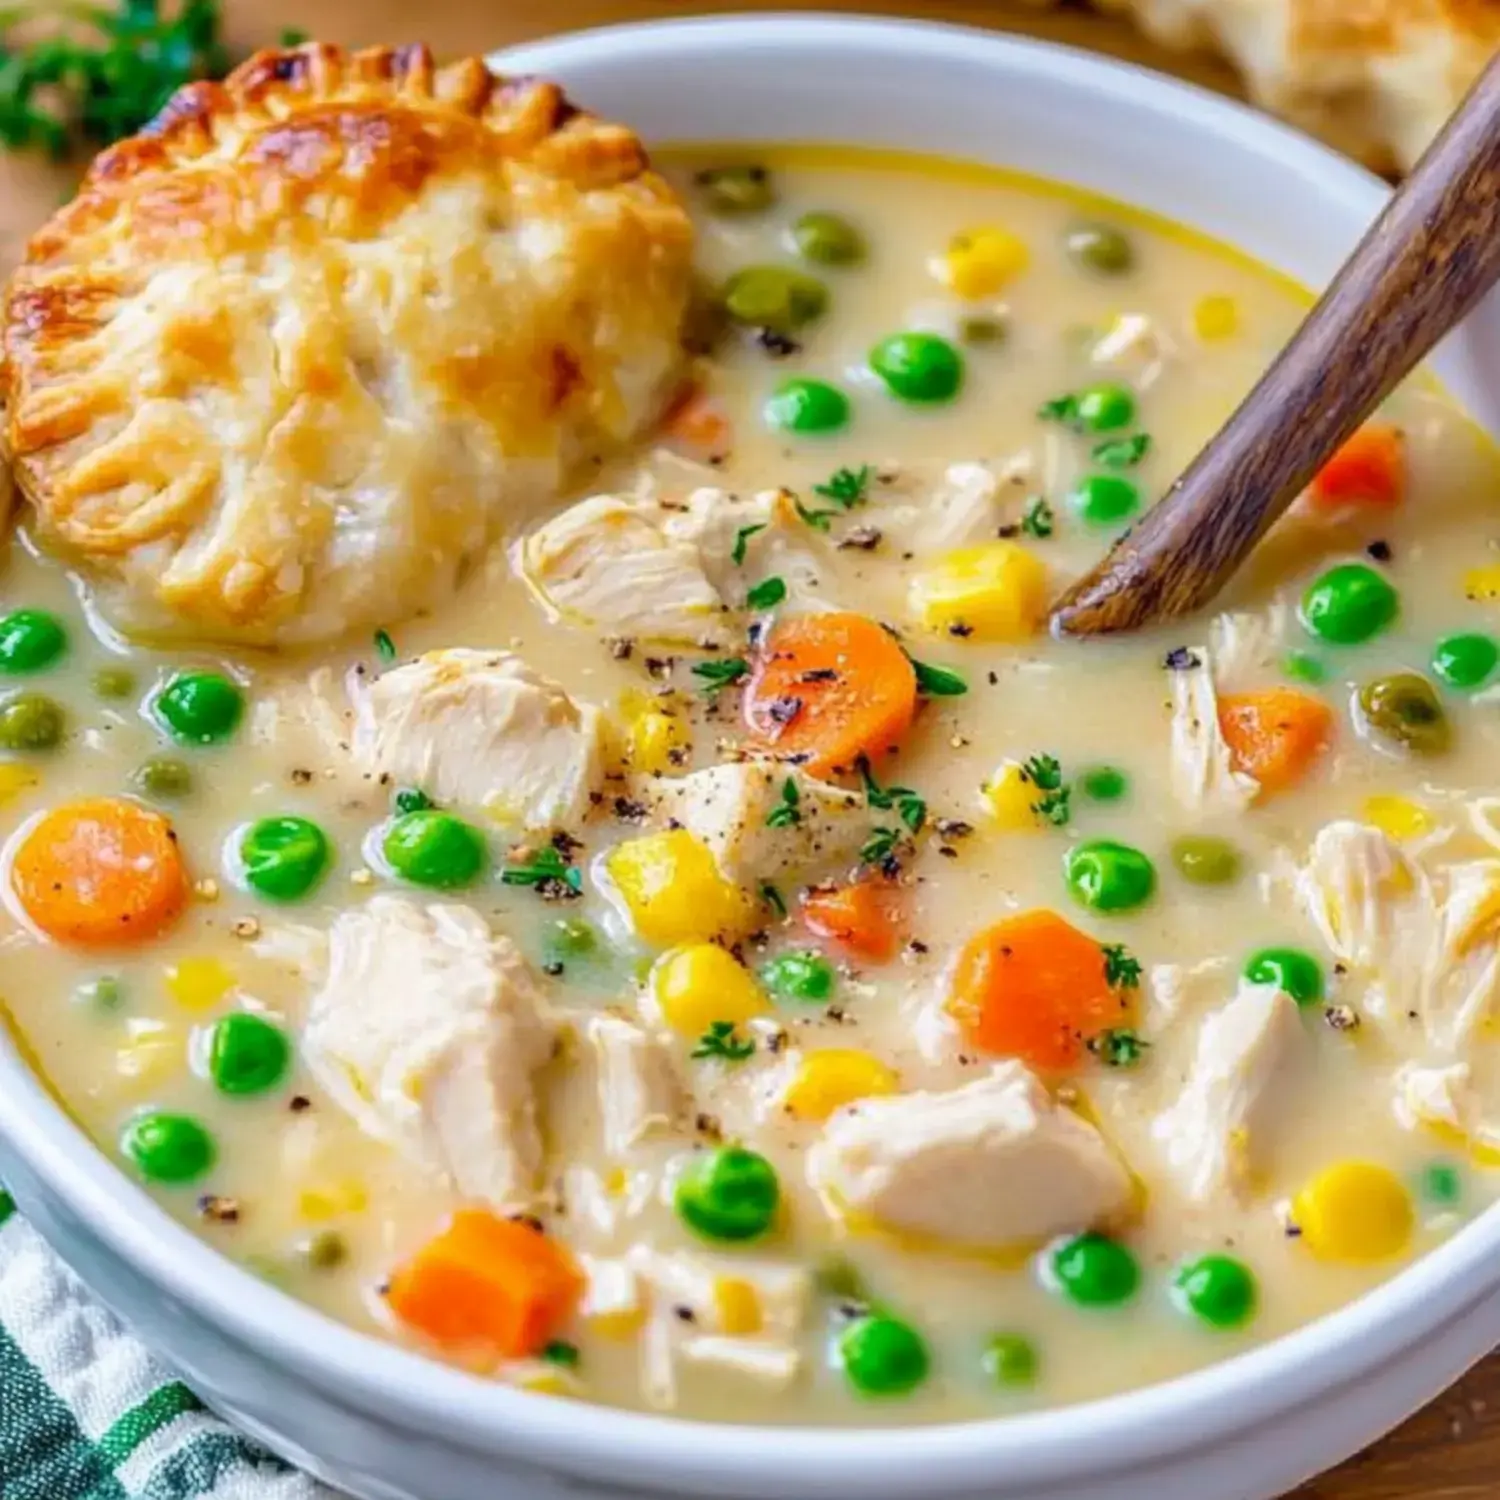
[1089, 313, 1177, 389]
[585, 1013, 686, 1158]
[1169, 646, 1259, 814]
[1209, 603, 1288, 689]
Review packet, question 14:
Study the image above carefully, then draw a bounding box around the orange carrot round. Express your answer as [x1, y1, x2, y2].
[802, 877, 905, 963]
[743, 612, 918, 777]
[1218, 688, 1333, 796]
[1309, 424, 1405, 510]
[386, 1210, 583, 1358]
[946, 909, 1128, 1072]
[10, 797, 189, 948]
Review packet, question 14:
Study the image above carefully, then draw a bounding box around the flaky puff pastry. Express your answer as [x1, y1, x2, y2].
[0, 43, 695, 646]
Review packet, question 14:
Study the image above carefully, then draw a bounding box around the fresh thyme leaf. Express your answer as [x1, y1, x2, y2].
[1022, 754, 1063, 790]
[1089, 1028, 1150, 1068]
[765, 776, 802, 829]
[759, 879, 787, 918]
[1023, 753, 1071, 826]
[373, 628, 397, 664]
[1033, 787, 1071, 826]
[1020, 496, 1055, 538]
[897, 794, 927, 834]
[393, 787, 434, 816]
[1092, 433, 1151, 468]
[746, 575, 787, 611]
[906, 654, 968, 697]
[793, 497, 838, 532]
[859, 826, 901, 866]
[812, 464, 872, 509]
[1037, 393, 1080, 426]
[501, 845, 583, 894]
[858, 756, 926, 833]
[540, 1339, 581, 1368]
[731, 523, 767, 566]
[692, 657, 749, 695]
[692, 1020, 756, 1063]
[1101, 943, 1143, 989]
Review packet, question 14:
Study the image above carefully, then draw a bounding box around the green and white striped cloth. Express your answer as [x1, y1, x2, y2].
[0, 1188, 337, 1500]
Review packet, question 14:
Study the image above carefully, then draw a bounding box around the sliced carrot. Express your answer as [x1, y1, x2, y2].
[386, 1210, 583, 1358]
[1309, 424, 1405, 510]
[744, 612, 918, 778]
[659, 384, 733, 462]
[801, 877, 905, 964]
[1218, 688, 1333, 796]
[946, 909, 1128, 1073]
[10, 797, 188, 948]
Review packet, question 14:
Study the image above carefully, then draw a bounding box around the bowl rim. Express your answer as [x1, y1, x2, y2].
[3, 13, 1496, 1494]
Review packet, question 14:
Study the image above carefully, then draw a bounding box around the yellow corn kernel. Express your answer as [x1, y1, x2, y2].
[910, 542, 1047, 642]
[0, 762, 39, 808]
[1464, 563, 1500, 601]
[165, 957, 235, 1014]
[604, 1165, 629, 1196]
[938, 226, 1029, 300]
[1362, 794, 1435, 842]
[784, 1049, 899, 1122]
[297, 1180, 369, 1221]
[628, 710, 689, 775]
[113, 1020, 185, 1089]
[714, 1277, 763, 1336]
[1192, 294, 1239, 341]
[653, 942, 768, 1038]
[982, 760, 1044, 831]
[605, 830, 752, 946]
[1293, 1161, 1413, 1264]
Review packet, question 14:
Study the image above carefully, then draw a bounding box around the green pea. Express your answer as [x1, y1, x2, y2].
[1065, 221, 1134, 275]
[1432, 632, 1499, 690]
[1172, 1255, 1257, 1329]
[838, 1313, 930, 1397]
[764, 378, 850, 435]
[76, 976, 123, 1011]
[982, 1332, 1039, 1388]
[133, 756, 193, 800]
[674, 1145, 779, 1242]
[1064, 840, 1156, 914]
[869, 331, 964, 404]
[1419, 1160, 1463, 1207]
[297, 1229, 348, 1271]
[1080, 766, 1128, 802]
[1074, 383, 1135, 433]
[1050, 1232, 1139, 1308]
[695, 164, 774, 216]
[154, 672, 244, 745]
[790, 210, 865, 266]
[958, 314, 1007, 346]
[545, 917, 597, 961]
[208, 1012, 291, 1096]
[1358, 672, 1451, 755]
[1282, 651, 1327, 685]
[0, 609, 67, 673]
[760, 950, 835, 1002]
[0, 692, 64, 751]
[92, 665, 138, 700]
[121, 1111, 215, 1184]
[1170, 834, 1241, 886]
[722, 266, 828, 333]
[383, 810, 487, 890]
[1069, 474, 1140, 527]
[240, 816, 330, 901]
[1300, 563, 1398, 645]
[1243, 946, 1323, 1006]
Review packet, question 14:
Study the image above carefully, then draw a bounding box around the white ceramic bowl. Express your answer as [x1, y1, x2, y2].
[5, 16, 1500, 1500]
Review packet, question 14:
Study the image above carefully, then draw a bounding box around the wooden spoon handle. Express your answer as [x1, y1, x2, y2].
[1051, 55, 1500, 637]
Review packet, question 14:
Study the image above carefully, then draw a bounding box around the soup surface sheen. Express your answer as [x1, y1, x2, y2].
[5, 145, 1500, 1425]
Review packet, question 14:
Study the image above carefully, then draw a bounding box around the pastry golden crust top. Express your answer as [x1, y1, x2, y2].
[1, 43, 694, 646]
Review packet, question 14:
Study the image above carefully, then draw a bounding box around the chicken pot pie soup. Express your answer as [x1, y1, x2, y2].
[5, 51, 1500, 1426]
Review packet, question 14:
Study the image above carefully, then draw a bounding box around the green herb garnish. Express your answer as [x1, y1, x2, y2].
[813, 464, 873, 509]
[1020, 496, 1055, 538]
[501, 845, 583, 894]
[858, 757, 926, 835]
[1101, 942, 1142, 989]
[374, 629, 397, 664]
[765, 776, 802, 829]
[692, 1020, 756, 1063]
[793, 497, 839, 532]
[1092, 433, 1151, 468]
[1090, 1028, 1150, 1068]
[540, 1339, 581, 1368]
[759, 880, 787, 918]
[1037, 394, 1080, 425]
[859, 826, 902, 867]
[906, 654, 968, 697]
[393, 787, 434, 815]
[692, 657, 749, 695]
[746, 576, 788, 611]
[1023, 754, 1071, 826]
[731, 523, 767, 566]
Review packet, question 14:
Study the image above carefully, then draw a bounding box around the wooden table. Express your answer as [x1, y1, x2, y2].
[5, 1, 1496, 1494]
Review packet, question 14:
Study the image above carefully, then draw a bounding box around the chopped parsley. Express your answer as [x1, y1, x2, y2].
[858, 757, 927, 835]
[393, 787, 434, 815]
[813, 464, 873, 509]
[1037, 393, 1080, 426]
[373, 628, 397, 664]
[759, 880, 788, 918]
[692, 1020, 756, 1063]
[731, 523, 767, 566]
[1101, 942, 1143, 989]
[859, 826, 902, 867]
[540, 1339, 581, 1368]
[793, 497, 839, 531]
[1092, 433, 1151, 468]
[765, 776, 802, 829]
[1020, 496, 1055, 539]
[692, 657, 749, 695]
[501, 846, 583, 896]
[1089, 1028, 1150, 1068]
[906, 653, 968, 697]
[746, 575, 788, 611]
[1023, 754, 1071, 827]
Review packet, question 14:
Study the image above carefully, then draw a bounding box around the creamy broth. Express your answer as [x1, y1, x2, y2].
[5, 145, 1500, 1425]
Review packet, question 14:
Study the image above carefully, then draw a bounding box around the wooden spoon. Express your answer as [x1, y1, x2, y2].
[1050, 56, 1500, 637]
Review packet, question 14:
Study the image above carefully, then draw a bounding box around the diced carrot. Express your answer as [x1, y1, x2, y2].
[1309, 425, 1405, 510]
[659, 384, 733, 462]
[743, 612, 918, 778]
[386, 1210, 583, 1359]
[1218, 688, 1333, 796]
[10, 797, 188, 948]
[946, 909, 1128, 1073]
[802, 878, 905, 964]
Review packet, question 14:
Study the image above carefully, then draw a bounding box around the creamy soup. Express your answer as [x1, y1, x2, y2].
[5, 144, 1500, 1427]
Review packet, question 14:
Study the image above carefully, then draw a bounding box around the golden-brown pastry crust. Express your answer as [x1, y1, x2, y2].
[1, 43, 694, 645]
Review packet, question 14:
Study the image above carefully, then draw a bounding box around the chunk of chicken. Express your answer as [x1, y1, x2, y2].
[585, 1013, 686, 1157]
[1169, 647, 1258, 814]
[302, 897, 555, 1209]
[806, 1062, 1133, 1249]
[353, 649, 603, 832]
[1151, 980, 1303, 1204]
[1294, 820, 1500, 1055]
[249, 666, 354, 761]
[1088, 313, 1177, 389]
[1393, 1060, 1500, 1154]
[642, 762, 877, 885]
[1209, 603, 1289, 690]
